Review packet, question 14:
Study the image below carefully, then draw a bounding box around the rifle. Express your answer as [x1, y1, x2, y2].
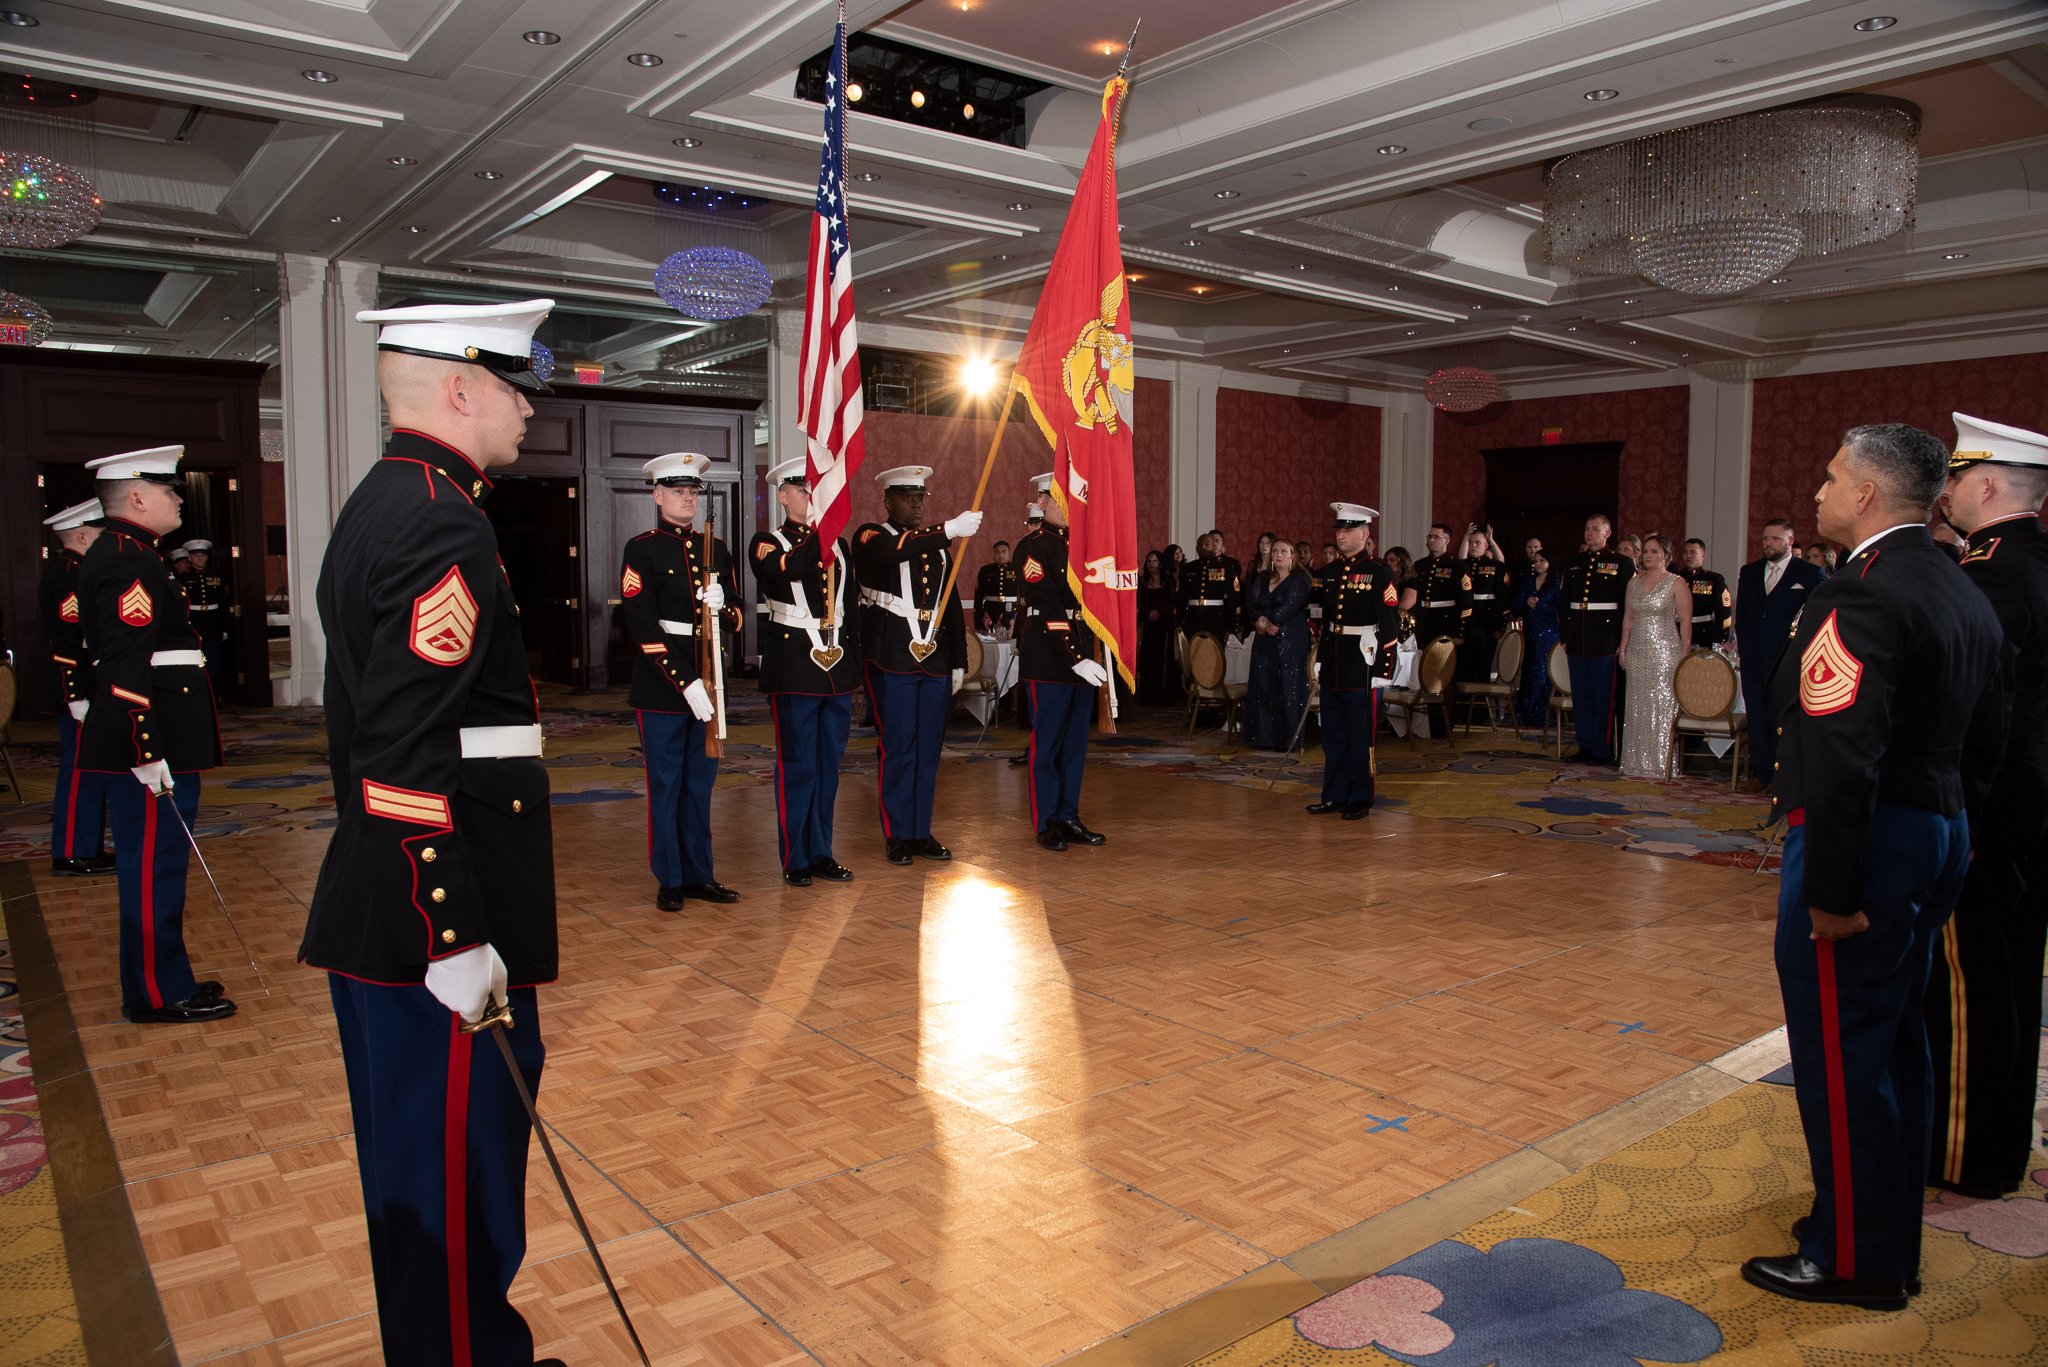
[700, 510, 726, 757]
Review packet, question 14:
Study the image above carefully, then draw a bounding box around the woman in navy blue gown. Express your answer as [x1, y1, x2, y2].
[1244, 540, 1314, 749]
[1514, 548, 1562, 727]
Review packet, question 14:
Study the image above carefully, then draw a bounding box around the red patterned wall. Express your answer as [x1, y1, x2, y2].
[1748, 353, 2048, 548]
[1430, 386, 1691, 549]
[1214, 388, 1382, 563]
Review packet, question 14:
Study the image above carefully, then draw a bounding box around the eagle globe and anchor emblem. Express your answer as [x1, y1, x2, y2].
[1056, 273, 1137, 594]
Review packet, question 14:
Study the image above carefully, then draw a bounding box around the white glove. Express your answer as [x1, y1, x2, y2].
[951, 668, 965, 694]
[1073, 658, 1110, 688]
[131, 761, 173, 794]
[424, 942, 508, 1024]
[67, 699, 89, 721]
[696, 579, 726, 611]
[681, 677, 715, 722]
[943, 510, 984, 539]
[1311, 660, 1322, 683]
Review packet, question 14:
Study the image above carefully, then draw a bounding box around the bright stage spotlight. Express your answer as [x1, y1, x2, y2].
[959, 356, 997, 398]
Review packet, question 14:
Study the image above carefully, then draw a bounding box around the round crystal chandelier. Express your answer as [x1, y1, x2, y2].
[0, 289, 52, 346]
[1545, 101, 1919, 297]
[653, 247, 772, 321]
[1424, 366, 1501, 413]
[0, 150, 101, 249]
[529, 339, 556, 384]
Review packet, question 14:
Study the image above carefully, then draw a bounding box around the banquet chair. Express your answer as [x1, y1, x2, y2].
[1669, 648, 1746, 786]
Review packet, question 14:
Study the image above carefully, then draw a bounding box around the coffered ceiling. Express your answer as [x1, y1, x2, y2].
[2, 0, 2046, 395]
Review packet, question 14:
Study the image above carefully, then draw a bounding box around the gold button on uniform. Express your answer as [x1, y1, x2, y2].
[421, 847, 437, 862]
[511, 799, 522, 814]
[441, 929, 456, 943]
[431, 887, 447, 903]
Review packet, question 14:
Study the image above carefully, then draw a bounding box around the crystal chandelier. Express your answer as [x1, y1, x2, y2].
[0, 289, 52, 346]
[529, 339, 556, 384]
[1424, 366, 1500, 413]
[653, 247, 772, 321]
[0, 149, 101, 249]
[1544, 101, 1919, 297]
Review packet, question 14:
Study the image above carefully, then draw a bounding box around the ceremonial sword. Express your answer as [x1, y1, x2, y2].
[154, 786, 272, 995]
[464, 996, 653, 1367]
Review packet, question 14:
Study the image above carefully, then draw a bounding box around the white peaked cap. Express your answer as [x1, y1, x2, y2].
[764, 456, 808, 486]
[643, 452, 711, 485]
[357, 298, 555, 391]
[872, 464, 931, 489]
[1951, 412, 2048, 472]
[1025, 503, 1045, 521]
[87, 446, 185, 481]
[182, 539, 213, 553]
[43, 498, 104, 530]
[1029, 471, 1054, 494]
[1330, 501, 1380, 525]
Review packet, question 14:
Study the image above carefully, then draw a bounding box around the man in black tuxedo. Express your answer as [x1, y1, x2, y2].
[1734, 517, 1826, 785]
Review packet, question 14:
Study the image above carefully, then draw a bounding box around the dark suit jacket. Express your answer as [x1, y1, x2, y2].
[1734, 554, 1825, 681]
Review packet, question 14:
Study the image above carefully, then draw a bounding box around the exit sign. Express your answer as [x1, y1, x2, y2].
[573, 363, 603, 386]
[0, 321, 33, 347]
[1541, 427, 1564, 445]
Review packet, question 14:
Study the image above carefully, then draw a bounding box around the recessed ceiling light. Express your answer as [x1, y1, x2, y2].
[853, 171, 880, 182]
[1181, 237, 1202, 247]
[1006, 201, 1031, 211]
[219, 314, 231, 321]
[1565, 325, 1579, 331]
[1854, 16, 1896, 31]
[879, 286, 895, 294]
[405, 224, 424, 233]
[846, 81, 863, 102]
[994, 253, 1012, 261]
[672, 136, 702, 148]
[1386, 285, 1401, 292]
[1281, 348, 1293, 354]
[626, 52, 663, 67]
[910, 89, 926, 108]
[1467, 117, 1512, 132]
[1376, 144, 1407, 155]
[962, 102, 975, 119]
[2, 11, 40, 25]
[1621, 297, 1638, 304]
[474, 170, 503, 180]
[301, 69, 337, 83]
[1405, 330, 1417, 337]
[1470, 303, 1484, 310]
[1214, 189, 1240, 199]
[1627, 339, 1638, 344]
[1515, 314, 1531, 322]
[1770, 276, 1790, 284]
[522, 30, 560, 44]
[328, 214, 345, 223]
[387, 156, 418, 166]
[1583, 88, 1620, 101]
[1294, 263, 1310, 271]
[1943, 251, 1970, 260]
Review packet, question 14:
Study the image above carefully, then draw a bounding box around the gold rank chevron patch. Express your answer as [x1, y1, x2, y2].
[1383, 583, 1398, 606]
[621, 564, 643, 597]
[58, 592, 79, 622]
[361, 779, 451, 827]
[410, 567, 478, 666]
[1800, 609, 1862, 716]
[118, 580, 152, 626]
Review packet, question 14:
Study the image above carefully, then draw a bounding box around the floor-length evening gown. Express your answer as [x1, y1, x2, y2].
[1620, 573, 1685, 779]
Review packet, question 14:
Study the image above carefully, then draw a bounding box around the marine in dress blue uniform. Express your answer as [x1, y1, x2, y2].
[1743, 423, 2001, 1312]
[853, 465, 979, 864]
[1924, 413, 2048, 1199]
[38, 498, 112, 877]
[1016, 472, 1111, 851]
[1559, 514, 1632, 763]
[1179, 535, 1241, 642]
[1309, 503, 1399, 819]
[179, 538, 233, 696]
[1409, 524, 1470, 645]
[752, 456, 859, 886]
[300, 299, 568, 1367]
[622, 451, 744, 910]
[1678, 539, 1732, 650]
[77, 448, 232, 1025]
[975, 542, 1021, 633]
[1457, 530, 1508, 682]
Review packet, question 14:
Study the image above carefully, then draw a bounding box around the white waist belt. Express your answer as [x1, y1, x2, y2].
[1578, 601, 1620, 611]
[460, 724, 544, 759]
[861, 587, 935, 621]
[656, 618, 697, 637]
[1331, 625, 1377, 636]
[187, 603, 222, 612]
[1190, 598, 1227, 606]
[150, 649, 205, 668]
[1423, 599, 1457, 609]
[1692, 613, 1716, 623]
[1469, 593, 1498, 601]
[765, 601, 824, 630]
[989, 595, 1018, 604]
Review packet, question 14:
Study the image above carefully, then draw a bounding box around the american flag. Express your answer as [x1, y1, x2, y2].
[796, 14, 865, 562]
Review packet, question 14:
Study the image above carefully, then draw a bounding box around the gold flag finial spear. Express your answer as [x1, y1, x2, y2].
[1117, 19, 1141, 78]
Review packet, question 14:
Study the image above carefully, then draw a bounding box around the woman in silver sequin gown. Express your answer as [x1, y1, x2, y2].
[1618, 533, 1692, 779]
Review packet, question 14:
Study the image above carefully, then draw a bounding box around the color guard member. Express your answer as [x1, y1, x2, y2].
[1925, 413, 2048, 1199]
[1016, 472, 1110, 850]
[1560, 514, 1632, 763]
[1744, 423, 1999, 1311]
[39, 498, 112, 877]
[180, 538, 233, 696]
[79, 448, 231, 1023]
[1679, 538, 1733, 650]
[622, 451, 743, 910]
[752, 455, 859, 886]
[1308, 503, 1399, 819]
[854, 465, 979, 863]
[1409, 523, 1470, 644]
[301, 298, 567, 1367]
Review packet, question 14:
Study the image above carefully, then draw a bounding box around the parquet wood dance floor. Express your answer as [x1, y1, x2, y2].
[24, 727, 1787, 1366]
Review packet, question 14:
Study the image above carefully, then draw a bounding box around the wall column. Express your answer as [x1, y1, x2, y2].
[1379, 393, 1434, 546]
[1168, 361, 1220, 548]
[765, 304, 803, 478]
[1686, 370, 1753, 578]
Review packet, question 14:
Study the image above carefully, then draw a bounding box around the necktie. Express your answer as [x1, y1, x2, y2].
[1765, 557, 1784, 594]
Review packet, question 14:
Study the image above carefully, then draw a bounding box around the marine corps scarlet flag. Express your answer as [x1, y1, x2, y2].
[1012, 74, 1138, 687]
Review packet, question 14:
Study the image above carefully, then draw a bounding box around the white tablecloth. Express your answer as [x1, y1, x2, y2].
[1226, 635, 1251, 687]
[961, 634, 1017, 724]
[1377, 642, 1431, 738]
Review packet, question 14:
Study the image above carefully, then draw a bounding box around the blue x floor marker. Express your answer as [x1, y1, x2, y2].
[1608, 1020, 1656, 1035]
[1365, 1114, 1410, 1133]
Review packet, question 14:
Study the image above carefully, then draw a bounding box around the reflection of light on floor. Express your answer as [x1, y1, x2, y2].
[921, 874, 1029, 1063]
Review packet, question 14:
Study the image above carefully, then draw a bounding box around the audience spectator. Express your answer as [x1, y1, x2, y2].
[1137, 550, 1178, 703]
[1804, 542, 1837, 577]
[1243, 539, 1314, 749]
[1252, 531, 1278, 577]
[1384, 546, 1418, 618]
[1616, 532, 1643, 567]
[1515, 548, 1561, 727]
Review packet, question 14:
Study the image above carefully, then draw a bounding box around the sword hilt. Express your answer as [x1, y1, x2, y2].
[460, 994, 515, 1034]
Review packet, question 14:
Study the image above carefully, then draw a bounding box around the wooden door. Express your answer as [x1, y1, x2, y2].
[487, 476, 583, 685]
[1482, 442, 1624, 570]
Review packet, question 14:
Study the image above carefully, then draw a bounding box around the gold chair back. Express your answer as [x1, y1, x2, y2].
[1673, 648, 1737, 719]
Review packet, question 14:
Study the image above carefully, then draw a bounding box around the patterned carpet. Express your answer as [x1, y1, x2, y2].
[0, 685, 1777, 870]
[0, 932, 82, 1366]
[1197, 1062, 2048, 1367]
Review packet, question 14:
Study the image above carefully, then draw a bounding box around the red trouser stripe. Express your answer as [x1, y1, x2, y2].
[60, 723, 83, 858]
[141, 794, 161, 1009]
[634, 711, 653, 864]
[444, 1016, 474, 1367]
[770, 697, 792, 867]
[1027, 683, 1041, 829]
[1815, 938, 1856, 1278]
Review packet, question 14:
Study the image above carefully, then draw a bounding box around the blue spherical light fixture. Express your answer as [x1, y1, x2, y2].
[653, 247, 772, 321]
[529, 339, 555, 383]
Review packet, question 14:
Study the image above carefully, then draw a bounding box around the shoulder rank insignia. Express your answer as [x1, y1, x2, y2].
[1961, 537, 2000, 565]
[1460, 573, 1472, 591]
[411, 566, 479, 666]
[1022, 556, 1045, 583]
[754, 542, 775, 562]
[59, 591, 79, 623]
[1382, 582, 1399, 606]
[1799, 610, 1862, 716]
[1721, 587, 1732, 606]
[621, 565, 643, 598]
[860, 527, 880, 543]
[118, 580, 152, 626]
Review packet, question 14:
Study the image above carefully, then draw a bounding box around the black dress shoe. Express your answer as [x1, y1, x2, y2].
[1007, 753, 1028, 766]
[50, 855, 116, 877]
[782, 869, 814, 887]
[1037, 826, 1069, 852]
[1566, 749, 1593, 763]
[885, 839, 914, 865]
[1342, 803, 1372, 820]
[1060, 820, 1106, 846]
[912, 837, 952, 860]
[655, 886, 687, 912]
[194, 980, 225, 1000]
[1788, 1218, 1922, 1293]
[683, 882, 741, 904]
[1929, 1175, 2014, 1200]
[125, 993, 237, 1025]
[1305, 802, 1341, 815]
[808, 860, 854, 882]
[1740, 1254, 1908, 1310]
